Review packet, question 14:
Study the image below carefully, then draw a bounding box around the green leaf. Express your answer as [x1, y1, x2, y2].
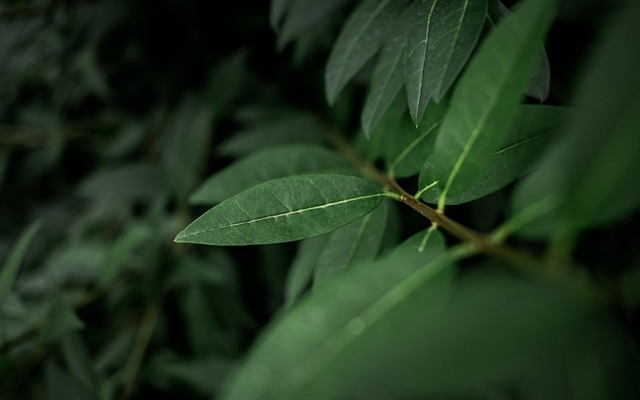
[420, 0, 557, 210]
[190, 145, 354, 205]
[218, 110, 326, 157]
[357, 92, 407, 162]
[220, 230, 455, 400]
[487, 0, 551, 101]
[270, 0, 293, 31]
[512, 1, 640, 245]
[388, 96, 448, 178]
[325, 0, 407, 105]
[361, 6, 413, 137]
[404, 0, 487, 124]
[419, 105, 566, 204]
[313, 200, 389, 285]
[277, 0, 350, 50]
[0, 220, 41, 303]
[175, 174, 385, 246]
[284, 235, 331, 310]
[77, 163, 169, 201]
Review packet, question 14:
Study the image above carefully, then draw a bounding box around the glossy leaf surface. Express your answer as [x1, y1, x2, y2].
[420, 0, 557, 209]
[175, 174, 384, 246]
[404, 0, 486, 124]
[190, 145, 354, 205]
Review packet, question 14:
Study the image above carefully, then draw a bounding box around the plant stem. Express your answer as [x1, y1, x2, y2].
[327, 129, 544, 270]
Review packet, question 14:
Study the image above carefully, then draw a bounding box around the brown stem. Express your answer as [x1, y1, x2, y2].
[327, 129, 544, 270]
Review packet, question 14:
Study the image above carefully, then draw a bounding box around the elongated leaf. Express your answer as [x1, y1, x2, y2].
[314, 200, 388, 285]
[175, 174, 385, 246]
[326, 0, 407, 105]
[487, 0, 551, 101]
[0, 220, 41, 303]
[284, 235, 331, 309]
[421, 0, 557, 209]
[388, 96, 448, 178]
[404, 0, 486, 124]
[357, 92, 407, 162]
[221, 230, 453, 400]
[512, 1, 640, 243]
[270, 0, 293, 31]
[419, 105, 566, 204]
[190, 145, 353, 206]
[77, 163, 169, 201]
[361, 6, 414, 137]
[277, 0, 350, 50]
[218, 111, 326, 157]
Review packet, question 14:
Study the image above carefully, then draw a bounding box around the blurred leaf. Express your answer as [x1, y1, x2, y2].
[145, 352, 233, 395]
[313, 200, 389, 285]
[190, 145, 354, 205]
[420, 0, 557, 209]
[277, 0, 351, 50]
[221, 230, 453, 399]
[419, 104, 566, 204]
[218, 110, 326, 157]
[77, 163, 169, 202]
[175, 174, 385, 246]
[404, 0, 486, 124]
[325, 0, 407, 104]
[161, 95, 215, 201]
[61, 333, 95, 389]
[270, 0, 294, 30]
[361, 6, 412, 137]
[100, 224, 153, 286]
[487, 0, 551, 101]
[0, 219, 41, 303]
[512, 1, 640, 244]
[45, 360, 96, 400]
[284, 235, 330, 310]
[40, 300, 84, 345]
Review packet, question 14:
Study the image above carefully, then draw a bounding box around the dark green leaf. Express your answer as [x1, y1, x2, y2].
[388, 96, 448, 178]
[419, 105, 566, 204]
[221, 230, 453, 400]
[313, 200, 389, 285]
[512, 1, 640, 244]
[284, 235, 331, 310]
[190, 145, 354, 205]
[361, 6, 413, 137]
[175, 174, 385, 246]
[277, 0, 350, 50]
[420, 0, 557, 210]
[0, 220, 41, 303]
[77, 163, 169, 201]
[270, 0, 293, 31]
[404, 0, 487, 124]
[218, 110, 326, 157]
[325, 0, 407, 104]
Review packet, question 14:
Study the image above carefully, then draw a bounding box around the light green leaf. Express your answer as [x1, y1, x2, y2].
[512, 1, 640, 246]
[0, 220, 41, 303]
[361, 6, 413, 137]
[221, 230, 455, 400]
[190, 145, 354, 206]
[404, 0, 487, 124]
[277, 0, 350, 50]
[325, 0, 407, 105]
[421, 0, 557, 210]
[419, 105, 566, 204]
[175, 174, 385, 246]
[314, 200, 389, 285]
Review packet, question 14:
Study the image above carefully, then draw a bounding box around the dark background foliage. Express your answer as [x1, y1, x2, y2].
[1, 0, 638, 399]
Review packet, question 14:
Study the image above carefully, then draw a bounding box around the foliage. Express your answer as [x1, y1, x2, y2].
[1, 0, 639, 399]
